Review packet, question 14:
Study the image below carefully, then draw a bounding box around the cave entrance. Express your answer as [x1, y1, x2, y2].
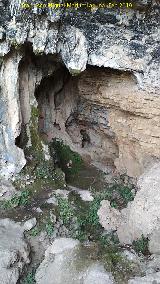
[33, 64, 120, 173]
[18, 49, 137, 175]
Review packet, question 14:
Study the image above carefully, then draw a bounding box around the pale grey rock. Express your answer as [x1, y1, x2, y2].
[42, 143, 51, 161]
[0, 219, 30, 284]
[0, 41, 10, 56]
[128, 272, 160, 284]
[84, 264, 114, 284]
[145, 255, 160, 274]
[55, 189, 69, 199]
[35, 238, 114, 284]
[44, 27, 59, 55]
[59, 26, 88, 73]
[0, 27, 4, 40]
[149, 228, 160, 255]
[23, 217, 37, 231]
[121, 250, 141, 264]
[0, 52, 26, 178]
[76, 190, 94, 202]
[98, 163, 160, 245]
[68, 186, 94, 202]
[32, 20, 49, 54]
[33, 207, 43, 214]
[46, 196, 58, 205]
[98, 200, 121, 232]
[117, 162, 160, 244]
[0, 179, 17, 201]
[6, 20, 28, 45]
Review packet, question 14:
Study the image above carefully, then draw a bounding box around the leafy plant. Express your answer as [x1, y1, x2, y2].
[99, 234, 120, 248]
[110, 200, 118, 208]
[45, 221, 54, 236]
[51, 139, 83, 179]
[132, 235, 149, 255]
[35, 160, 54, 179]
[86, 196, 102, 226]
[0, 189, 31, 209]
[29, 227, 40, 237]
[101, 183, 135, 209]
[118, 185, 134, 205]
[22, 270, 36, 284]
[57, 197, 74, 225]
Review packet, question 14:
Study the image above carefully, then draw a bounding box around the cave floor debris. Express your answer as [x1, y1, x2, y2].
[0, 163, 145, 284]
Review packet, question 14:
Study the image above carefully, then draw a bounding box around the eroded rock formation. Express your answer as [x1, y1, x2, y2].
[0, 218, 31, 284]
[35, 238, 115, 284]
[98, 162, 160, 246]
[0, 1, 160, 179]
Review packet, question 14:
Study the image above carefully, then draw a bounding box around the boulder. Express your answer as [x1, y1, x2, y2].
[36, 238, 114, 284]
[128, 272, 160, 284]
[0, 218, 31, 284]
[98, 163, 160, 246]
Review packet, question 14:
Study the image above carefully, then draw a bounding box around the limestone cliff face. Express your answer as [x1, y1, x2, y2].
[0, 0, 160, 178]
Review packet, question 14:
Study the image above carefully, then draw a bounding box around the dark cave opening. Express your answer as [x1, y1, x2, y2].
[16, 49, 138, 172]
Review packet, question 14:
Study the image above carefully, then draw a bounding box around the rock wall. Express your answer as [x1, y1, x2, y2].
[98, 162, 160, 247]
[0, 0, 160, 177]
[0, 52, 26, 178]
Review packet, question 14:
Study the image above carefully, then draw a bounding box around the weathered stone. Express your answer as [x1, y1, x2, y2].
[35, 238, 114, 284]
[149, 228, 160, 255]
[97, 200, 121, 231]
[128, 272, 160, 284]
[0, 41, 10, 56]
[0, 219, 30, 284]
[68, 186, 94, 202]
[0, 0, 160, 178]
[59, 26, 88, 73]
[0, 52, 26, 178]
[23, 217, 37, 231]
[0, 179, 17, 201]
[84, 264, 114, 284]
[98, 163, 160, 245]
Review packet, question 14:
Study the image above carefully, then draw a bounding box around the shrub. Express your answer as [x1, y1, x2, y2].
[51, 139, 83, 180]
[132, 235, 149, 255]
[57, 197, 74, 225]
[0, 189, 31, 209]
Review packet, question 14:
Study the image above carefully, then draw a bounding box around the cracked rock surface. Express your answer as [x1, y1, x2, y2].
[0, 218, 31, 284]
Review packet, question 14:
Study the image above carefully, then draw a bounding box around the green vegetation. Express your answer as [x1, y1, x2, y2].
[69, 68, 82, 76]
[56, 191, 103, 241]
[21, 270, 36, 284]
[69, 193, 137, 284]
[0, 189, 31, 209]
[132, 235, 149, 255]
[99, 183, 135, 210]
[45, 220, 54, 236]
[29, 227, 40, 237]
[24, 106, 44, 162]
[51, 139, 83, 180]
[76, 193, 104, 230]
[57, 197, 74, 225]
[102, 250, 136, 284]
[29, 212, 55, 237]
[29, 222, 54, 237]
[56, 181, 135, 242]
[34, 160, 54, 179]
